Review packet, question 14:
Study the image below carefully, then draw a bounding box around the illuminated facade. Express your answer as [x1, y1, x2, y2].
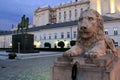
[0, 0, 120, 48]
[34, 0, 120, 27]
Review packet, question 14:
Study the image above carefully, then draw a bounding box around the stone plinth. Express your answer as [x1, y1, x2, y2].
[50, 57, 73, 80]
[11, 34, 39, 53]
[51, 54, 120, 80]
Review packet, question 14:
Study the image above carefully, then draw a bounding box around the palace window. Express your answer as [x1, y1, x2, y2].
[64, 11, 66, 21]
[34, 36, 37, 40]
[61, 32, 64, 39]
[69, 10, 71, 20]
[44, 34, 46, 40]
[39, 35, 41, 40]
[74, 31, 77, 38]
[59, 12, 61, 20]
[114, 42, 118, 47]
[114, 28, 118, 35]
[104, 29, 108, 35]
[49, 34, 51, 39]
[54, 33, 57, 39]
[67, 32, 70, 38]
[81, 8, 83, 11]
[75, 9, 77, 18]
[80, 8, 83, 15]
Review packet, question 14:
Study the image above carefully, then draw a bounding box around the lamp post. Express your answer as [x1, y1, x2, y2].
[3, 36, 5, 48]
[18, 42, 20, 53]
[2, 40, 4, 48]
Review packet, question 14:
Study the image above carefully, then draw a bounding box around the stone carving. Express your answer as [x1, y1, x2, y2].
[64, 9, 116, 58]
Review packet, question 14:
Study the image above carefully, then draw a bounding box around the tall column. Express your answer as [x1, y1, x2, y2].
[110, 0, 116, 13]
[96, 0, 102, 14]
[101, 0, 110, 15]
[116, 0, 120, 12]
[90, 0, 101, 14]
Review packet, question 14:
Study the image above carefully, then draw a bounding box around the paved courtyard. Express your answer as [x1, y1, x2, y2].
[0, 52, 61, 80]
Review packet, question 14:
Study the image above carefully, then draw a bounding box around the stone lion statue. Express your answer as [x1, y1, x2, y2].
[63, 9, 116, 58]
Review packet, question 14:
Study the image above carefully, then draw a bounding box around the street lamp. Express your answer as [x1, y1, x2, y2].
[3, 36, 5, 48]
[18, 42, 20, 53]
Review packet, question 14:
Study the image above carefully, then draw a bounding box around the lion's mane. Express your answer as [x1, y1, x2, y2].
[76, 9, 105, 48]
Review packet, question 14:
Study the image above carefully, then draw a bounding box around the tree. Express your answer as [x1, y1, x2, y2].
[44, 42, 51, 48]
[58, 41, 65, 48]
[70, 40, 76, 46]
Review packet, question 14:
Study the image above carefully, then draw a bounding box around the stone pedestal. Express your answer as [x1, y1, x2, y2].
[11, 34, 39, 53]
[51, 54, 120, 80]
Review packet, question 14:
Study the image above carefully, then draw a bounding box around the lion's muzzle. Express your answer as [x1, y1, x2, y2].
[80, 26, 87, 30]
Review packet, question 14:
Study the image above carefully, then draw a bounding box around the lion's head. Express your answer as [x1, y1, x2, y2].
[77, 9, 104, 40]
[64, 9, 115, 58]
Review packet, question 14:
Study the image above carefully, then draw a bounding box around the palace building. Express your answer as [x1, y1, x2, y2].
[0, 0, 120, 48]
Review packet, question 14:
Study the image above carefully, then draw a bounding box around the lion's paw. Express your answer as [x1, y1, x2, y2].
[63, 50, 78, 57]
[84, 51, 98, 58]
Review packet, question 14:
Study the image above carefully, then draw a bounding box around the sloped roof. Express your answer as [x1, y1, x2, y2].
[28, 16, 120, 32]
[103, 16, 120, 21]
[0, 16, 120, 35]
[0, 31, 12, 35]
[28, 20, 78, 32]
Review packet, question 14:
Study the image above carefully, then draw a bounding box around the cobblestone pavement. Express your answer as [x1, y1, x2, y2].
[0, 56, 57, 80]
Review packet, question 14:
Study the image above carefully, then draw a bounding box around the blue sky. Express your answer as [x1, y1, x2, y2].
[0, 0, 72, 30]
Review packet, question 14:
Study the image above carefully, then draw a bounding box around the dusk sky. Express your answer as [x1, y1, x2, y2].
[0, 0, 72, 30]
